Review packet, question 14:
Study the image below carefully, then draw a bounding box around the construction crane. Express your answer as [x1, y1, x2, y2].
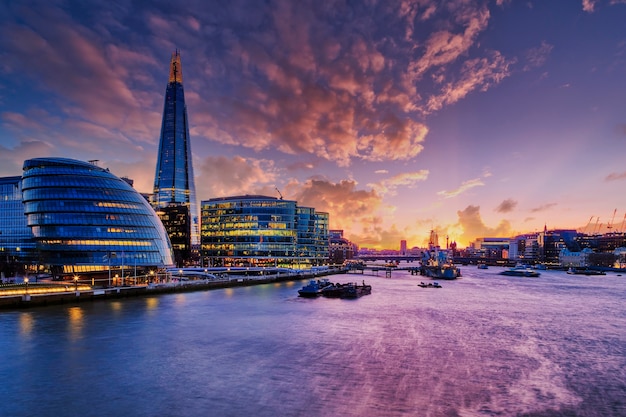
[620, 213, 626, 234]
[607, 209, 617, 231]
[583, 216, 594, 234]
[593, 217, 601, 235]
[275, 187, 283, 200]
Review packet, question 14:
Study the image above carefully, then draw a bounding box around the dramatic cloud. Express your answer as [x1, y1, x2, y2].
[368, 170, 429, 195]
[0, 0, 515, 168]
[495, 198, 518, 213]
[0, 140, 54, 176]
[455, 205, 515, 246]
[196, 155, 279, 198]
[426, 51, 514, 112]
[286, 177, 386, 242]
[437, 178, 484, 198]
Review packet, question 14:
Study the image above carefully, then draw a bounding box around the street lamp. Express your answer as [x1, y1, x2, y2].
[73, 275, 79, 291]
[149, 270, 154, 284]
[24, 277, 29, 294]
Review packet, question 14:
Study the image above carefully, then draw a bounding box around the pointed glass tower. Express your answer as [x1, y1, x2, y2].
[153, 50, 199, 247]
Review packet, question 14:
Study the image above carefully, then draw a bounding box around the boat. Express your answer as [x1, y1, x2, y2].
[338, 282, 372, 299]
[319, 282, 345, 298]
[297, 279, 332, 297]
[500, 266, 540, 277]
[477, 264, 488, 270]
[566, 267, 606, 276]
[420, 264, 461, 279]
[418, 281, 441, 288]
[419, 242, 461, 279]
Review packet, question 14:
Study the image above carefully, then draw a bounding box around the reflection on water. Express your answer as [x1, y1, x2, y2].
[145, 297, 159, 311]
[1, 267, 625, 417]
[18, 313, 33, 337]
[67, 306, 84, 341]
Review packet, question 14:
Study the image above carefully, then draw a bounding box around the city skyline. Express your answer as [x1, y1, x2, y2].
[1, 1, 625, 248]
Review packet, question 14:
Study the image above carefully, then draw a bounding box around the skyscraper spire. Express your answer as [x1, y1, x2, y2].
[153, 50, 199, 251]
[168, 50, 183, 84]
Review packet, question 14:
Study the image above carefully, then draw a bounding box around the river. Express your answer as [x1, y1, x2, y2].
[1, 266, 625, 416]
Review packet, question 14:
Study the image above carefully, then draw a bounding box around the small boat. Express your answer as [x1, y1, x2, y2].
[320, 282, 344, 298]
[339, 282, 372, 298]
[418, 281, 441, 288]
[566, 267, 606, 276]
[477, 264, 488, 270]
[500, 266, 540, 277]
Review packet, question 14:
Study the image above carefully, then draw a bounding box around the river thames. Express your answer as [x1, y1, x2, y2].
[1, 266, 625, 416]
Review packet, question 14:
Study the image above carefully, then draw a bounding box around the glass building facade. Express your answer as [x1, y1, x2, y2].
[153, 50, 199, 248]
[0, 176, 36, 276]
[22, 158, 174, 275]
[200, 195, 329, 267]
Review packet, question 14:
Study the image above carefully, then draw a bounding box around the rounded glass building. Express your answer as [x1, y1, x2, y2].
[22, 158, 174, 275]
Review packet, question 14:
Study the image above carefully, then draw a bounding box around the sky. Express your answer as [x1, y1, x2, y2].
[1, 0, 625, 249]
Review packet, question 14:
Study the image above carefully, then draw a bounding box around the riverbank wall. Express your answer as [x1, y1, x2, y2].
[0, 270, 344, 310]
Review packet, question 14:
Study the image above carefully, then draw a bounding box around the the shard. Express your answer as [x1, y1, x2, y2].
[153, 50, 199, 249]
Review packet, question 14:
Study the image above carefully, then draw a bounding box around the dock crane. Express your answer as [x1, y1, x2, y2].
[275, 187, 283, 200]
[607, 209, 617, 231]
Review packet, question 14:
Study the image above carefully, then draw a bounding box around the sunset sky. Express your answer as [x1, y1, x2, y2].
[1, 0, 625, 249]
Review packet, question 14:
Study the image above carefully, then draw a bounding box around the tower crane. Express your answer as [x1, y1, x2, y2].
[275, 187, 283, 200]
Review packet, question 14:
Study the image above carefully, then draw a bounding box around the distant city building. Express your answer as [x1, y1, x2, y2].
[400, 240, 407, 255]
[559, 247, 593, 267]
[0, 176, 36, 276]
[200, 195, 329, 268]
[468, 237, 510, 259]
[152, 50, 199, 261]
[537, 228, 578, 264]
[329, 229, 356, 264]
[21, 158, 174, 277]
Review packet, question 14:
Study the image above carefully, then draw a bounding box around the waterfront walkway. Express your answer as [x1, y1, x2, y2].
[0, 269, 342, 310]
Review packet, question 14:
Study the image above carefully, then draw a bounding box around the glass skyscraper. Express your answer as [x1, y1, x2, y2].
[153, 50, 199, 248]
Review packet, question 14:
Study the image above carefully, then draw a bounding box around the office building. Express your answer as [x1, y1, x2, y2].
[21, 157, 174, 277]
[0, 176, 36, 277]
[200, 195, 329, 267]
[153, 50, 199, 259]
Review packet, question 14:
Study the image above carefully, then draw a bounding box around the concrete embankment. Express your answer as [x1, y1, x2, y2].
[0, 271, 343, 310]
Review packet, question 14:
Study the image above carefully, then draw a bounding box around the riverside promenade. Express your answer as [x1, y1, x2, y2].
[0, 268, 343, 310]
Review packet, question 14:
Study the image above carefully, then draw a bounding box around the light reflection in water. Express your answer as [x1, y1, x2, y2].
[18, 313, 34, 337]
[67, 307, 84, 341]
[145, 297, 159, 311]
